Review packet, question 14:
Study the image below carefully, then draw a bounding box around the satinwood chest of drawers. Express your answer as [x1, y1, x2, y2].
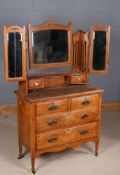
[16, 85, 103, 173]
[3, 21, 110, 174]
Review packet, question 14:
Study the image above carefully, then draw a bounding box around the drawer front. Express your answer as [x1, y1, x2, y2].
[36, 99, 68, 116]
[36, 122, 97, 150]
[29, 79, 44, 89]
[36, 109, 98, 133]
[71, 94, 99, 110]
[71, 74, 86, 84]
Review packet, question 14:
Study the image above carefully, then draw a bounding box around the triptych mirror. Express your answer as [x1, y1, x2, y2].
[3, 22, 110, 82]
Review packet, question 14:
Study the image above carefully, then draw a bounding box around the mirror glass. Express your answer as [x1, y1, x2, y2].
[8, 32, 22, 78]
[93, 31, 106, 70]
[32, 30, 68, 64]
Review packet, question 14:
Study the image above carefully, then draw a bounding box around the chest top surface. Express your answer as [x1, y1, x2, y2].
[16, 85, 104, 102]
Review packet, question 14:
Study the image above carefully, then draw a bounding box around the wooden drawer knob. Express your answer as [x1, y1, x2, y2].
[48, 136, 57, 143]
[66, 128, 72, 134]
[80, 129, 89, 135]
[81, 114, 89, 119]
[81, 100, 90, 105]
[34, 82, 39, 86]
[48, 103, 58, 111]
[48, 120, 57, 126]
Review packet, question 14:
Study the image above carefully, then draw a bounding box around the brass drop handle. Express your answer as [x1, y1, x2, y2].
[81, 99, 90, 105]
[80, 129, 89, 135]
[48, 136, 57, 143]
[81, 114, 89, 119]
[48, 120, 57, 126]
[48, 103, 58, 111]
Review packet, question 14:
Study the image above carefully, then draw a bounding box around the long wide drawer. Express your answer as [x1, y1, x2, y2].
[36, 122, 97, 150]
[36, 99, 68, 116]
[71, 94, 99, 110]
[36, 109, 98, 133]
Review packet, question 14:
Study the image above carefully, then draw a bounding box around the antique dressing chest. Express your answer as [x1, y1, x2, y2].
[3, 21, 110, 174]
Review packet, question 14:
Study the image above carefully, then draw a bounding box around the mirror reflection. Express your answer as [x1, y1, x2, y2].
[8, 32, 22, 78]
[93, 31, 106, 71]
[32, 30, 68, 64]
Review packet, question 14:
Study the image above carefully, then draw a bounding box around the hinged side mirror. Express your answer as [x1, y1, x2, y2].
[89, 25, 111, 74]
[4, 26, 27, 82]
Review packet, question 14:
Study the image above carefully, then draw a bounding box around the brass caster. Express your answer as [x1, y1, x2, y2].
[32, 169, 36, 174]
[95, 151, 98, 157]
[18, 155, 24, 159]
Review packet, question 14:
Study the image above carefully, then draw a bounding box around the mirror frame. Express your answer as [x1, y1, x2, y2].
[4, 26, 26, 82]
[28, 21, 72, 69]
[89, 25, 110, 74]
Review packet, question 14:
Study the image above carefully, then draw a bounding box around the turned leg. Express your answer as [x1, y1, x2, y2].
[31, 157, 36, 174]
[95, 142, 99, 156]
[18, 144, 24, 159]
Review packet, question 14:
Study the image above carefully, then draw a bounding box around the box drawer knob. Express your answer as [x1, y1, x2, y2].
[81, 99, 90, 105]
[81, 114, 89, 119]
[66, 128, 72, 134]
[48, 136, 57, 143]
[34, 82, 39, 86]
[48, 120, 57, 126]
[80, 129, 89, 135]
[48, 103, 58, 111]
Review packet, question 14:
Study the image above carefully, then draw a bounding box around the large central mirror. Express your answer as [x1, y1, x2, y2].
[28, 21, 72, 69]
[32, 30, 68, 64]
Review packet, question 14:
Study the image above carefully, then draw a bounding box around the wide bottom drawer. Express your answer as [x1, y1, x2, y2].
[36, 122, 97, 150]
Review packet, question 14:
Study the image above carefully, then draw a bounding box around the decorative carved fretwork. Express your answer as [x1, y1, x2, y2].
[40, 20, 72, 28]
[73, 30, 89, 72]
[30, 20, 72, 31]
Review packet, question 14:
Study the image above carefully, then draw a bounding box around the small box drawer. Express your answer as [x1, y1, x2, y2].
[65, 74, 86, 85]
[36, 99, 68, 116]
[36, 122, 97, 150]
[71, 74, 86, 84]
[36, 109, 98, 133]
[29, 78, 44, 89]
[71, 94, 99, 110]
